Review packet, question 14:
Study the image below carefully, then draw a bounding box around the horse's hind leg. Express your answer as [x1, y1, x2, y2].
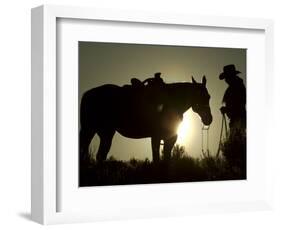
[96, 130, 115, 162]
[79, 128, 95, 164]
[151, 137, 160, 163]
[163, 135, 178, 160]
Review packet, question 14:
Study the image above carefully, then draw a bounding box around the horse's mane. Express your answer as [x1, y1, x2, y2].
[163, 82, 204, 96]
[164, 82, 203, 88]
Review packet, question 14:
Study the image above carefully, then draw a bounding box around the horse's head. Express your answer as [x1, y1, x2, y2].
[191, 76, 213, 126]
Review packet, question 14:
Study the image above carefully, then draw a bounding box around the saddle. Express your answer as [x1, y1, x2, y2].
[128, 72, 164, 88]
[122, 76, 166, 118]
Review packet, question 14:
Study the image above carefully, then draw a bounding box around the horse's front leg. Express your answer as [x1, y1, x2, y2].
[163, 135, 178, 161]
[151, 137, 160, 163]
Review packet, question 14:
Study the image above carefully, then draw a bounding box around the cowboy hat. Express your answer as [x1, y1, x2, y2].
[219, 64, 241, 80]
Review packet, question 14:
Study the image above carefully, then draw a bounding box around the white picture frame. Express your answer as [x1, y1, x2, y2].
[31, 5, 274, 225]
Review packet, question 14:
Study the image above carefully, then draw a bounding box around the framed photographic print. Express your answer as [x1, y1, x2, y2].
[78, 42, 246, 187]
[31, 5, 274, 225]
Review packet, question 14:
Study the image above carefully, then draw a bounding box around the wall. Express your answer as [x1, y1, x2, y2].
[0, 0, 280, 229]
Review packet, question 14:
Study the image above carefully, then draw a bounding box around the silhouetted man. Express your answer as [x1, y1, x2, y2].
[219, 64, 246, 135]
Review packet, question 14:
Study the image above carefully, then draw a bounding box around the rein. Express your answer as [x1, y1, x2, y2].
[216, 113, 228, 157]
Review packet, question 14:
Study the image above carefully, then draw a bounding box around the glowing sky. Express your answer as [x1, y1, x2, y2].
[79, 42, 246, 160]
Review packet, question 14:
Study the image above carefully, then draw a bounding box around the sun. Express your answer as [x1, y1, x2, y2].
[176, 111, 193, 147]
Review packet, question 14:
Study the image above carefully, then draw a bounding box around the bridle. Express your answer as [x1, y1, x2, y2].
[201, 124, 210, 153]
[193, 103, 212, 153]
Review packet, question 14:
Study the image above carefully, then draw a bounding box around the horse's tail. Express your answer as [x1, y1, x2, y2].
[80, 92, 90, 129]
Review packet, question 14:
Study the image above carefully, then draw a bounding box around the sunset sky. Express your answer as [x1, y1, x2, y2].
[79, 42, 246, 160]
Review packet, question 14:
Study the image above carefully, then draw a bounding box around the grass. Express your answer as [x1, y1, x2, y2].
[79, 133, 246, 186]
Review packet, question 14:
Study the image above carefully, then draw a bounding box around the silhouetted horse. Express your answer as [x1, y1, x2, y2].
[80, 76, 212, 163]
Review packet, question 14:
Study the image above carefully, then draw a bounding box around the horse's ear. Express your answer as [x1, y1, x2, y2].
[202, 75, 206, 86]
[192, 76, 197, 84]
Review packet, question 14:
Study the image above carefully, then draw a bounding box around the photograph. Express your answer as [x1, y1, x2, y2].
[78, 42, 247, 186]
